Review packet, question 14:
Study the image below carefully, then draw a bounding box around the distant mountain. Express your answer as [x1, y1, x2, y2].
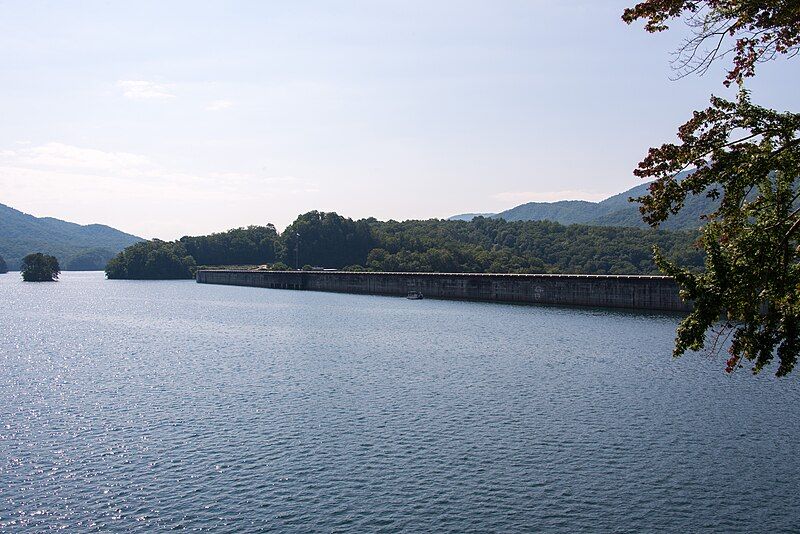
[494, 200, 616, 225]
[0, 203, 143, 270]
[448, 212, 496, 221]
[450, 173, 714, 230]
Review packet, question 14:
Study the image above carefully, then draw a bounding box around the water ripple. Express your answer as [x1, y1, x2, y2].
[0, 272, 798, 533]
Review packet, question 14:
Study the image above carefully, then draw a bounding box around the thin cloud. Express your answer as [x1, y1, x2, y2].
[290, 187, 321, 194]
[260, 175, 298, 184]
[117, 80, 176, 100]
[17, 142, 150, 170]
[0, 141, 329, 239]
[206, 99, 233, 111]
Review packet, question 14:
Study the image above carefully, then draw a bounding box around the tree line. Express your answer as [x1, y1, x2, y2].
[105, 211, 704, 280]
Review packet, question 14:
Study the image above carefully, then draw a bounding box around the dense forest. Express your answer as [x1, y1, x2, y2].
[106, 211, 704, 280]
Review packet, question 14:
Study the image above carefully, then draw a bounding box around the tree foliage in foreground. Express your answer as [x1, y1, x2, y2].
[625, 0, 800, 375]
[21, 253, 60, 282]
[0, 254, 7, 274]
[637, 92, 800, 376]
[623, 1, 800, 84]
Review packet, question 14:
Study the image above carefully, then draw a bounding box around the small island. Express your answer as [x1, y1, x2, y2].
[21, 253, 60, 282]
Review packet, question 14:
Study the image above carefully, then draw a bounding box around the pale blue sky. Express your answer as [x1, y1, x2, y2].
[0, 1, 797, 239]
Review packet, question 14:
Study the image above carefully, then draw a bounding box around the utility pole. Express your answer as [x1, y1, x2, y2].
[295, 233, 300, 270]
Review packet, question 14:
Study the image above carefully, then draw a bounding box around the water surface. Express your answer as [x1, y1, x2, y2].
[1, 272, 798, 532]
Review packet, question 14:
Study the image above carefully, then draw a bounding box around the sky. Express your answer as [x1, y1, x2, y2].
[0, 1, 797, 239]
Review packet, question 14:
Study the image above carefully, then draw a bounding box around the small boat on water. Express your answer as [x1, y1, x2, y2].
[406, 291, 424, 300]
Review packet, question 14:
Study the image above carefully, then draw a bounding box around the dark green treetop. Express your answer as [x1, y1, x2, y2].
[282, 211, 375, 269]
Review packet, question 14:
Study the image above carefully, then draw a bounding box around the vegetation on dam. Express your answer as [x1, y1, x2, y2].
[105, 211, 704, 280]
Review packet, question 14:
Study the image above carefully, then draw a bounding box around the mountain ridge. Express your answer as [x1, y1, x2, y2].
[449, 174, 711, 230]
[0, 202, 143, 270]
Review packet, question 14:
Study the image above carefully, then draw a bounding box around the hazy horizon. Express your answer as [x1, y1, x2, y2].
[2, 184, 633, 239]
[2, 0, 798, 240]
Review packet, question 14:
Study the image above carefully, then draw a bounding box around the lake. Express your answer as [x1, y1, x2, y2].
[1, 271, 798, 532]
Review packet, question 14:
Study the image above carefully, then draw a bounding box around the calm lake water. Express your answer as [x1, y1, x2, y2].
[1, 271, 798, 532]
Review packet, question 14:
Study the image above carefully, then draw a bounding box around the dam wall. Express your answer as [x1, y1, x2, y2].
[196, 270, 690, 312]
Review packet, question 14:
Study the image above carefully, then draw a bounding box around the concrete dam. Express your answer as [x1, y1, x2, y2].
[196, 270, 690, 312]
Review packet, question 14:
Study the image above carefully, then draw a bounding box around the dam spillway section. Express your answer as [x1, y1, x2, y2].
[196, 270, 690, 312]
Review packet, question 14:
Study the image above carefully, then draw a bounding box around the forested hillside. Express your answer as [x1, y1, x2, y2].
[0, 203, 143, 270]
[106, 211, 704, 279]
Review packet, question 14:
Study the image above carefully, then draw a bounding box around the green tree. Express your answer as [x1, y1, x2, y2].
[106, 240, 196, 280]
[181, 225, 279, 266]
[624, 1, 800, 375]
[282, 211, 375, 268]
[21, 253, 60, 282]
[0, 254, 7, 274]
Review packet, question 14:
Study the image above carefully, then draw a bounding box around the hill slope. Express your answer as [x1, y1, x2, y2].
[450, 173, 715, 230]
[0, 203, 143, 270]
